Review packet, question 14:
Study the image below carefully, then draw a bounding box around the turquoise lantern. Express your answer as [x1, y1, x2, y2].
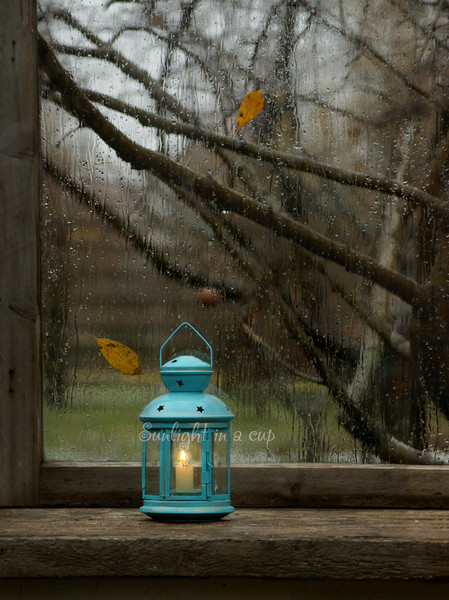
[139, 322, 235, 521]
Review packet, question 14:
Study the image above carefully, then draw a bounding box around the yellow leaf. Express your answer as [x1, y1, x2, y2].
[229, 90, 264, 133]
[83, 332, 143, 376]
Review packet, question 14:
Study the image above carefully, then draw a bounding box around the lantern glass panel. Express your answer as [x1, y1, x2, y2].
[171, 434, 202, 495]
[145, 431, 160, 496]
[213, 431, 229, 495]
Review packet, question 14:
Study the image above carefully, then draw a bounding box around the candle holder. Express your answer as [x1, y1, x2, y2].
[139, 322, 235, 522]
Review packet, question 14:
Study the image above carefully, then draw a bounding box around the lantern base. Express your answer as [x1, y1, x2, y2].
[140, 502, 235, 522]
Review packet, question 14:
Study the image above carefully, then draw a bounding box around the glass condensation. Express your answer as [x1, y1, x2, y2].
[39, 1, 449, 464]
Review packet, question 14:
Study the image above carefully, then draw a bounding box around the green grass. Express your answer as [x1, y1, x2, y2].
[44, 373, 359, 462]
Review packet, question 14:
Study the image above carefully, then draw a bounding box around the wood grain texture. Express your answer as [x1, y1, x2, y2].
[0, 0, 41, 505]
[1, 507, 449, 579]
[40, 462, 449, 508]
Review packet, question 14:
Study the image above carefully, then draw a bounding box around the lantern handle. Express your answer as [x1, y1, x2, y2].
[160, 322, 213, 368]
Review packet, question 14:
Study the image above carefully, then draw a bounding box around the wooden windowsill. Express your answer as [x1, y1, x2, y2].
[38, 462, 449, 508]
[1, 507, 449, 580]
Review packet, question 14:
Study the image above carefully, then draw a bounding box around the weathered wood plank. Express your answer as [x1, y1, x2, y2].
[1, 507, 449, 579]
[39, 462, 141, 506]
[0, 1, 41, 505]
[39, 462, 449, 508]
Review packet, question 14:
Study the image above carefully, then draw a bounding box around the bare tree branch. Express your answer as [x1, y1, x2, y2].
[73, 86, 445, 218]
[51, 42, 196, 123]
[47, 11, 446, 218]
[43, 159, 244, 301]
[302, 0, 445, 107]
[296, 250, 412, 360]
[390, 0, 449, 56]
[276, 292, 441, 464]
[38, 33, 426, 308]
[241, 322, 324, 384]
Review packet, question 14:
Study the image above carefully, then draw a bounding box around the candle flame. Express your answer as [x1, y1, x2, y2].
[180, 450, 187, 462]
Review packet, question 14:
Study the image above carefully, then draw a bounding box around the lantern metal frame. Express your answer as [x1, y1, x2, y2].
[139, 322, 234, 522]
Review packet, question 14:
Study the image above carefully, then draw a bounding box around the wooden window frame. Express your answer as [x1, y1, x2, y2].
[2, 0, 449, 510]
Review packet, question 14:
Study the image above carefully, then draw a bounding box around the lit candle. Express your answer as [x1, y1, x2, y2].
[175, 450, 194, 493]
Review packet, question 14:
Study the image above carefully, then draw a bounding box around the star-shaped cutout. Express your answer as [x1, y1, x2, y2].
[157, 405, 164, 412]
[176, 380, 184, 387]
[197, 406, 204, 413]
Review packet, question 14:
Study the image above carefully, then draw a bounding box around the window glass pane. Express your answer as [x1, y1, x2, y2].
[171, 435, 202, 495]
[213, 432, 229, 495]
[144, 431, 160, 496]
[40, 0, 449, 465]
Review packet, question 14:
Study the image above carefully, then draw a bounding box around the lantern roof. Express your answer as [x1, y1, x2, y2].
[139, 392, 234, 422]
[160, 355, 213, 392]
